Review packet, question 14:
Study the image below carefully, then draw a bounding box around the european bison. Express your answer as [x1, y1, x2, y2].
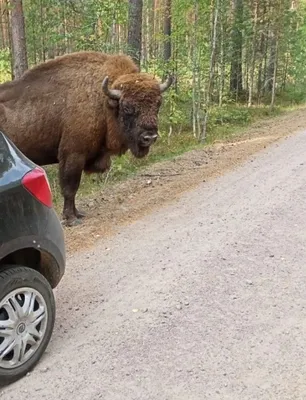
[0, 51, 173, 225]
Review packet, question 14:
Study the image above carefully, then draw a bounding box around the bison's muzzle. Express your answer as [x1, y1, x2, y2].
[134, 132, 158, 158]
[139, 132, 158, 147]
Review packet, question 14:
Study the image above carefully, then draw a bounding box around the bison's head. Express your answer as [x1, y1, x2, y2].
[102, 73, 173, 158]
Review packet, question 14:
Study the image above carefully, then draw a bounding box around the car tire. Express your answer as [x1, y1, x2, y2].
[0, 266, 55, 386]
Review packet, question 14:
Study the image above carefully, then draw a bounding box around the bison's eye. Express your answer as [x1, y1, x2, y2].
[123, 104, 135, 115]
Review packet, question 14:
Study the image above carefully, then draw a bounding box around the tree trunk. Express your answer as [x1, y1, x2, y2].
[192, 0, 199, 138]
[147, 0, 154, 59]
[267, 32, 277, 92]
[2, 0, 10, 49]
[127, 0, 143, 67]
[153, 0, 159, 59]
[219, 2, 225, 107]
[0, 0, 5, 48]
[10, 0, 28, 79]
[270, 37, 278, 109]
[257, 31, 265, 103]
[201, 0, 219, 142]
[248, 0, 258, 107]
[230, 0, 243, 97]
[39, 0, 46, 62]
[142, 2, 148, 67]
[163, 0, 171, 65]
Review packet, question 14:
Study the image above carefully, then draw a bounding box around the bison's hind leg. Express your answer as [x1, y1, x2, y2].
[59, 153, 86, 226]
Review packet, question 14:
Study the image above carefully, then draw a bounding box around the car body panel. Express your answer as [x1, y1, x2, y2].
[0, 131, 65, 288]
[0, 131, 35, 189]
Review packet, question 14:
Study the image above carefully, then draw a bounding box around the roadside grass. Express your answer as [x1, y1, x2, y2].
[45, 100, 301, 214]
[1, 53, 305, 214]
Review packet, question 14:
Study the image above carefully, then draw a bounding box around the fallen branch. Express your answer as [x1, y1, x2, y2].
[140, 165, 209, 178]
[140, 172, 182, 177]
[103, 165, 114, 186]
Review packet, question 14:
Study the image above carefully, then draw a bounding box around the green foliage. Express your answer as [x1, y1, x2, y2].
[1, 0, 306, 145]
[1, 0, 306, 214]
[45, 102, 290, 211]
[0, 49, 11, 83]
[276, 85, 306, 106]
[211, 106, 251, 126]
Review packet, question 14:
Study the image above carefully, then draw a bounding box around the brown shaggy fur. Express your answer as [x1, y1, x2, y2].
[0, 51, 172, 225]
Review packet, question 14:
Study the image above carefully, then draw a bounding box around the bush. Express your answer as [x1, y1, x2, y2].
[0, 49, 11, 83]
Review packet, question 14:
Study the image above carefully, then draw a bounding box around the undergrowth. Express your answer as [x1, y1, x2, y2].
[45, 99, 299, 212]
[0, 59, 303, 210]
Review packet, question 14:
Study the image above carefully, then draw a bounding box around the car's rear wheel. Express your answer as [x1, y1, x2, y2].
[0, 266, 55, 386]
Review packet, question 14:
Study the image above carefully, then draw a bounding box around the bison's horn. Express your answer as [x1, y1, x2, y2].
[159, 75, 175, 93]
[102, 76, 122, 100]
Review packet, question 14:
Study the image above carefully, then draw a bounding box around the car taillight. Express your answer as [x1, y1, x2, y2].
[21, 167, 53, 208]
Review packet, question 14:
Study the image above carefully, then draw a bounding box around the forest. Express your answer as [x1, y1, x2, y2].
[0, 0, 305, 195]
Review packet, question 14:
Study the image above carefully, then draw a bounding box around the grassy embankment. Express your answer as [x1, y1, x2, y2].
[44, 88, 305, 213]
[0, 66, 304, 212]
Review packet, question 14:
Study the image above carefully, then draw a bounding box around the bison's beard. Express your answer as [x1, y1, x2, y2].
[131, 144, 150, 158]
[123, 125, 154, 158]
[127, 135, 151, 158]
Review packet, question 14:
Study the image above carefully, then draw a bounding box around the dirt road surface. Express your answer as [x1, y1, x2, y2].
[64, 107, 306, 254]
[2, 115, 306, 399]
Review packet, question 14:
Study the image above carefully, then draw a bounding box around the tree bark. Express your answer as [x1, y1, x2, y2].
[270, 36, 278, 109]
[10, 0, 28, 79]
[127, 0, 143, 67]
[1, 0, 10, 49]
[192, 0, 199, 138]
[201, 0, 219, 142]
[230, 0, 243, 97]
[219, 2, 225, 107]
[248, 0, 258, 107]
[163, 0, 171, 64]
[267, 32, 277, 92]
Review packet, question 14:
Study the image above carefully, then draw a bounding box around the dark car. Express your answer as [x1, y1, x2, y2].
[0, 131, 66, 386]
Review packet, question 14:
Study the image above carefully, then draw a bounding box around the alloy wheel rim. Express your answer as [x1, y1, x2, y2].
[0, 288, 48, 369]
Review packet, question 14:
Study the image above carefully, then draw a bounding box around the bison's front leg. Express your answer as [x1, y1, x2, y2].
[84, 152, 111, 175]
[59, 154, 86, 226]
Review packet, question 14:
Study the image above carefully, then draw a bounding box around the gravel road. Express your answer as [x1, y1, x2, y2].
[2, 130, 306, 399]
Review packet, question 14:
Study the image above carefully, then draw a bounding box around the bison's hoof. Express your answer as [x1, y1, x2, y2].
[75, 208, 86, 219]
[61, 217, 83, 228]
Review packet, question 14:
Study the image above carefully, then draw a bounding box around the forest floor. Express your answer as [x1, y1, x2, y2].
[61, 106, 306, 253]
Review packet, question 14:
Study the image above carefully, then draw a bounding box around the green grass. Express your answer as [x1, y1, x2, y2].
[46, 128, 200, 210]
[1, 56, 304, 213]
[45, 101, 296, 211]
